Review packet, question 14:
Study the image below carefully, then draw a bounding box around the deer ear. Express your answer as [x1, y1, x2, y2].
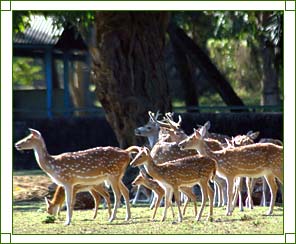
[29, 128, 41, 137]
[199, 125, 207, 138]
[249, 131, 260, 140]
[204, 121, 211, 131]
[44, 197, 51, 207]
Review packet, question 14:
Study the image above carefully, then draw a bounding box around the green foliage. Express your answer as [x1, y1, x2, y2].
[172, 11, 283, 106]
[13, 57, 44, 88]
[13, 11, 95, 35]
[13, 201, 283, 234]
[42, 215, 56, 224]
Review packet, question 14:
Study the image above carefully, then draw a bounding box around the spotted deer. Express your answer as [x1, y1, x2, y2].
[230, 132, 283, 210]
[15, 128, 140, 225]
[228, 131, 260, 211]
[140, 112, 223, 210]
[130, 147, 216, 222]
[132, 169, 198, 219]
[178, 126, 283, 216]
[132, 170, 175, 220]
[45, 184, 112, 219]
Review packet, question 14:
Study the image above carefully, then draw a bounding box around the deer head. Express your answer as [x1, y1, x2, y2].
[44, 197, 60, 216]
[130, 147, 151, 168]
[15, 128, 43, 151]
[134, 111, 161, 137]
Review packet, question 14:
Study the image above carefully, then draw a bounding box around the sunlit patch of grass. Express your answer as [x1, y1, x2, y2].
[13, 201, 283, 235]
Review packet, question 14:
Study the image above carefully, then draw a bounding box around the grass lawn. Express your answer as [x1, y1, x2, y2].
[13, 201, 283, 235]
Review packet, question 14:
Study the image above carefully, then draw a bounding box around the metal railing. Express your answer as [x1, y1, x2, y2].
[13, 104, 283, 119]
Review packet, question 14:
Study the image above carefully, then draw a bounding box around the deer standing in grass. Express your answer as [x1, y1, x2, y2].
[227, 131, 260, 211]
[130, 147, 216, 222]
[132, 170, 175, 220]
[15, 128, 139, 225]
[178, 125, 283, 216]
[45, 184, 112, 220]
[235, 137, 284, 209]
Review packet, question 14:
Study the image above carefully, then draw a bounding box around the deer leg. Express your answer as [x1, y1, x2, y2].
[89, 189, 101, 219]
[214, 179, 222, 207]
[207, 181, 214, 221]
[95, 186, 112, 219]
[226, 176, 235, 216]
[260, 177, 267, 206]
[161, 188, 173, 222]
[213, 182, 218, 207]
[109, 178, 121, 222]
[150, 191, 156, 209]
[173, 189, 182, 222]
[238, 177, 245, 211]
[132, 185, 142, 204]
[118, 180, 131, 221]
[232, 177, 240, 211]
[152, 193, 161, 220]
[246, 177, 254, 209]
[196, 181, 207, 221]
[264, 174, 278, 215]
[63, 184, 74, 225]
[180, 187, 197, 216]
[246, 177, 255, 208]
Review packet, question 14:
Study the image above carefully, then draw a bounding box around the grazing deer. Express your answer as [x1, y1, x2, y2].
[178, 126, 283, 216]
[45, 184, 112, 220]
[15, 128, 140, 225]
[130, 147, 216, 222]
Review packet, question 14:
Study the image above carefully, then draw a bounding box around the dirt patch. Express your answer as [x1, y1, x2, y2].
[13, 174, 103, 210]
[13, 175, 52, 202]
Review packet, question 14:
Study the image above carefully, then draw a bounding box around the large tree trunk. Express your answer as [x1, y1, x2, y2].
[69, 61, 90, 116]
[261, 46, 280, 107]
[168, 23, 247, 111]
[91, 12, 171, 148]
[259, 12, 281, 108]
[171, 39, 199, 111]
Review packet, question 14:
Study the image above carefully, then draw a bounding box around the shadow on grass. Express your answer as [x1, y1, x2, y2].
[13, 200, 43, 212]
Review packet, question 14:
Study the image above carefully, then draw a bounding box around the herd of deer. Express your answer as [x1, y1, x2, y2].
[14, 111, 283, 225]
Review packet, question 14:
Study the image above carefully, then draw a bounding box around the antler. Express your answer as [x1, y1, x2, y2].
[148, 111, 171, 129]
[164, 112, 182, 129]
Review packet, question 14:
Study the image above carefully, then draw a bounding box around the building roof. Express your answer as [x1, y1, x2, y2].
[14, 15, 64, 46]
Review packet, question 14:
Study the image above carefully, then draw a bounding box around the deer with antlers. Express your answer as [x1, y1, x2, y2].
[45, 184, 112, 220]
[178, 125, 283, 216]
[15, 128, 140, 225]
[141, 112, 223, 210]
[130, 147, 216, 222]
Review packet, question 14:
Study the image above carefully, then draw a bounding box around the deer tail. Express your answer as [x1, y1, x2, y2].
[210, 168, 216, 182]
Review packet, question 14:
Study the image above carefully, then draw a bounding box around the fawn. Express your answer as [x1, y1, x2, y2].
[130, 147, 216, 222]
[178, 125, 283, 216]
[15, 128, 140, 225]
[45, 184, 111, 219]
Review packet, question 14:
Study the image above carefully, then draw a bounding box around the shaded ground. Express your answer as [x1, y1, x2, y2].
[13, 171, 52, 202]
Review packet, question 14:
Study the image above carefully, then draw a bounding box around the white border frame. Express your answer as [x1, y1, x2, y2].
[1, 1, 295, 243]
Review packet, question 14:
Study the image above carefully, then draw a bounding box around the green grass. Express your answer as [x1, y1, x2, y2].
[13, 169, 45, 176]
[13, 201, 283, 235]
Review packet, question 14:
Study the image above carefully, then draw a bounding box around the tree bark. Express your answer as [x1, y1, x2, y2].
[168, 23, 247, 111]
[259, 12, 281, 108]
[90, 12, 171, 148]
[170, 38, 199, 111]
[261, 46, 280, 107]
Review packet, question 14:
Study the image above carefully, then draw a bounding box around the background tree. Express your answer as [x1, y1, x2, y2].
[13, 11, 283, 146]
